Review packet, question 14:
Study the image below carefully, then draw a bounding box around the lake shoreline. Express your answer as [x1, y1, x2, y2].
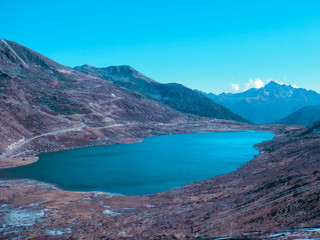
[0, 120, 290, 170]
[0, 131, 274, 195]
[3, 123, 318, 239]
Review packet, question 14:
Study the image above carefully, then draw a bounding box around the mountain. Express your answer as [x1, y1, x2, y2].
[73, 64, 248, 123]
[0, 39, 252, 159]
[200, 81, 320, 124]
[2, 40, 320, 239]
[276, 105, 320, 126]
[0, 39, 200, 157]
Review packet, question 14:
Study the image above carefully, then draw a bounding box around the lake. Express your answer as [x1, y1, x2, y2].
[0, 131, 274, 195]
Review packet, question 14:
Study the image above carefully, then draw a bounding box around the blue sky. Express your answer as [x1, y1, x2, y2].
[1, 0, 320, 93]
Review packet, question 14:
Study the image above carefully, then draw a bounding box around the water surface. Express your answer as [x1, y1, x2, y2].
[0, 131, 274, 195]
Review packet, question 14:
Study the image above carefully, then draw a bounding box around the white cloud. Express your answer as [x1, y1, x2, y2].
[254, 78, 265, 88]
[231, 83, 240, 93]
[245, 78, 265, 90]
[229, 78, 300, 93]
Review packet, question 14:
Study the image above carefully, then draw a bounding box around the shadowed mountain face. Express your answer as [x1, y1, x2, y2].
[276, 105, 320, 126]
[74, 65, 248, 123]
[0, 39, 200, 156]
[199, 81, 320, 124]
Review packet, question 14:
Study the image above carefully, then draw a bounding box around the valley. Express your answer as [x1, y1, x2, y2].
[0, 39, 319, 239]
[1, 124, 319, 239]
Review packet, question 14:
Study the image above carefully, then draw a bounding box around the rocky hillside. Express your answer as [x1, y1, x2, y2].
[0, 39, 202, 158]
[200, 81, 320, 124]
[0, 39, 253, 161]
[74, 64, 248, 122]
[276, 105, 320, 126]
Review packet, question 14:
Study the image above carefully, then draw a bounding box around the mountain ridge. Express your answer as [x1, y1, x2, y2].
[276, 105, 320, 126]
[0, 39, 194, 157]
[199, 81, 320, 124]
[74, 64, 249, 123]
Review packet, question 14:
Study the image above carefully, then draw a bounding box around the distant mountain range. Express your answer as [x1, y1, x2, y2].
[74, 64, 248, 123]
[198, 81, 320, 124]
[276, 105, 320, 126]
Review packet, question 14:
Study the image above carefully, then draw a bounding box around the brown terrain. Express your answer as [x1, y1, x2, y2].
[0, 39, 248, 166]
[0, 40, 320, 239]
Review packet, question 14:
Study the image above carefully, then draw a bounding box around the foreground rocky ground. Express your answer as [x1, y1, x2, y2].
[1, 123, 319, 239]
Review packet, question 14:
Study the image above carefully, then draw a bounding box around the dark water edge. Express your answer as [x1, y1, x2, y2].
[0, 131, 274, 195]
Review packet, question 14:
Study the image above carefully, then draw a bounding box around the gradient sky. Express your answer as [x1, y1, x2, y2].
[1, 0, 320, 93]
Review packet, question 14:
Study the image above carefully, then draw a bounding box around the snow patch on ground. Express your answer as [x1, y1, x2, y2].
[301, 227, 320, 232]
[6, 137, 25, 152]
[0, 203, 47, 237]
[45, 228, 72, 236]
[57, 69, 73, 74]
[103, 209, 119, 216]
[28, 197, 50, 207]
[1, 40, 28, 67]
[3, 208, 45, 227]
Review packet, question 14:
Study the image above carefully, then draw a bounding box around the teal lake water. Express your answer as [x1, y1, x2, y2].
[0, 131, 274, 195]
